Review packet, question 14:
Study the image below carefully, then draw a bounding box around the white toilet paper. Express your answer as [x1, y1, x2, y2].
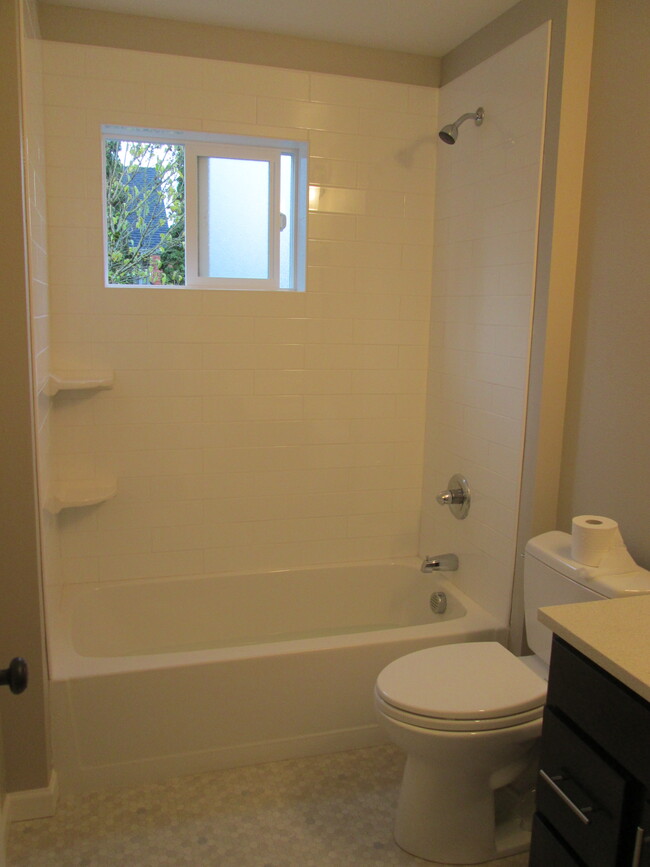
[571, 515, 620, 567]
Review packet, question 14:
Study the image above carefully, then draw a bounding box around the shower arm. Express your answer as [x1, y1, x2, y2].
[454, 112, 480, 129]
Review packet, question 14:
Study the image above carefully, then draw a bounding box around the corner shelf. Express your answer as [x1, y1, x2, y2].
[45, 370, 114, 397]
[45, 480, 117, 515]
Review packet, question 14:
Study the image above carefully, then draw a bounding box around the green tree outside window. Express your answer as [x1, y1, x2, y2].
[105, 140, 185, 286]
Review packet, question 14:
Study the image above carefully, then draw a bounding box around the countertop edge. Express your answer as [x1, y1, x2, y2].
[539, 597, 650, 705]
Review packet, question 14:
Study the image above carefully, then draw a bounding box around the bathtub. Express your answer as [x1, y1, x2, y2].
[47, 558, 505, 794]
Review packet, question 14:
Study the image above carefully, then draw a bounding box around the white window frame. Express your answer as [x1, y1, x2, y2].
[185, 142, 281, 291]
[102, 125, 308, 292]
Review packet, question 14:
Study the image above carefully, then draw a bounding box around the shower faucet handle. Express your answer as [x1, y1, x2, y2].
[436, 489, 462, 505]
[435, 473, 470, 520]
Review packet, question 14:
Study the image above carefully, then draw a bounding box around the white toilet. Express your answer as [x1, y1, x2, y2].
[375, 531, 650, 864]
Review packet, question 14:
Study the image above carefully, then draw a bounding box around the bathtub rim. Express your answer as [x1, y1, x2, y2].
[45, 557, 504, 682]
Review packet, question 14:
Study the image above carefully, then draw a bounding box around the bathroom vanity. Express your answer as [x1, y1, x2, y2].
[529, 595, 650, 866]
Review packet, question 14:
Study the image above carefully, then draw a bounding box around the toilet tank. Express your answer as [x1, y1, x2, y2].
[524, 531, 650, 665]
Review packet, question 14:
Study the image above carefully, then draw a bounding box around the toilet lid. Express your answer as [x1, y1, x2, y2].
[376, 642, 547, 721]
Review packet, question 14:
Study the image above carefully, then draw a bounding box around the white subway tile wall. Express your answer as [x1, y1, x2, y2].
[419, 24, 550, 622]
[42, 42, 437, 585]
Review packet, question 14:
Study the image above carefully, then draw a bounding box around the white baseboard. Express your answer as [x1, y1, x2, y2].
[6, 770, 58, 823]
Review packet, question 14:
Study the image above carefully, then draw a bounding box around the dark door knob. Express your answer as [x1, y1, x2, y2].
[0, 657, 28, 694]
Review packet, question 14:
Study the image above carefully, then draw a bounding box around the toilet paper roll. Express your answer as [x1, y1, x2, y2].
[571, 515, 620, 566]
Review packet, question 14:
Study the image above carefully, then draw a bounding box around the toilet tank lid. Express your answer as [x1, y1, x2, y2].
[526, 531, 650, 597]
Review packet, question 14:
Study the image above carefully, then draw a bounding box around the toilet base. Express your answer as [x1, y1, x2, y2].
[390, 728, 539, 865]
[395, 780, 533, 864]
[396, 826, 530, 865]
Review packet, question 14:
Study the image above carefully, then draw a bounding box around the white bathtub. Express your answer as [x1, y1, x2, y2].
[47, 559, 505, 794]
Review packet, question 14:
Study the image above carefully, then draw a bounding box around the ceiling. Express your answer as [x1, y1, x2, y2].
[43, 0, 523, 56]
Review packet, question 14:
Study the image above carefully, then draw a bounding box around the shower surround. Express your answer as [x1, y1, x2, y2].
[43, 42, 438, 588]
[420, 24, 550, 624]
[41, 27, 550, 615]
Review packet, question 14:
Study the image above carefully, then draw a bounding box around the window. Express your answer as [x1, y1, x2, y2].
[102, 126, 307, 291]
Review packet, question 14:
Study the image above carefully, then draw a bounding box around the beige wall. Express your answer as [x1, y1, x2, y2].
[0, 0, 51, 793]
[22, 0, 59, 597]
[442, 0, 567, 84]
[37, 2, 440, 87]
[558, 0, 650, 567]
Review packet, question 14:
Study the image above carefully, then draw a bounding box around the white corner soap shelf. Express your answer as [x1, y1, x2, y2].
[45, 370, 114, 397]
[45, 480, 117, 515]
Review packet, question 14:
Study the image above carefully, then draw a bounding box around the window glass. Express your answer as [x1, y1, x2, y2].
[104, 139, 185, 287]
[198, 156, 270, 280]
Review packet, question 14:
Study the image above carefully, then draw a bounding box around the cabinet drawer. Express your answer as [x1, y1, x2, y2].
[547, 638, 650, 786]
[529, 813, 585, 866]
[537, 708, 630, 866]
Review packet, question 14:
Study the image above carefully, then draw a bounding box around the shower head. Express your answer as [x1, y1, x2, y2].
[439, 107, 484, 144]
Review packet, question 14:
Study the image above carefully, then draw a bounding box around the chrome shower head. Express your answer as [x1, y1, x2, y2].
[438, 107, 484, 144]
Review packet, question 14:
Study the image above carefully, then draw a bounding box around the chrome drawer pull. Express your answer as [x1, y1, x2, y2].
[631, 826, 648, 867]
[539, 769, 593, 825]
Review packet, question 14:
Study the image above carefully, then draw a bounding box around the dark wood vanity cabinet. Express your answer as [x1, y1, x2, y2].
[529, 636, 650, 867]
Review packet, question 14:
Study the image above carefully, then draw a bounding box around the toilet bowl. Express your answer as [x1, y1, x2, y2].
[375, 641, 546, 863]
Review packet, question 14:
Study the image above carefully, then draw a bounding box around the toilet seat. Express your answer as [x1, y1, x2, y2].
[375, 642, 547, 733]
[375, 690, 543, 731]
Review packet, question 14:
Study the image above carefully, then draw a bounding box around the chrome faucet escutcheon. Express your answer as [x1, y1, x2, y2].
[435, 473, 470, 519]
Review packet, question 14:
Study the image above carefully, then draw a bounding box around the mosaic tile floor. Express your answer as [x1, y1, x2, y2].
[8, 746, 530, 866]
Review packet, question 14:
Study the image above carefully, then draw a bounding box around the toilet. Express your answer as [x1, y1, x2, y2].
[375, 531, 650, 864]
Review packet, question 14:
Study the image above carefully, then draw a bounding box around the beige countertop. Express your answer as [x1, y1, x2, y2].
[539, 594, 650, 704]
